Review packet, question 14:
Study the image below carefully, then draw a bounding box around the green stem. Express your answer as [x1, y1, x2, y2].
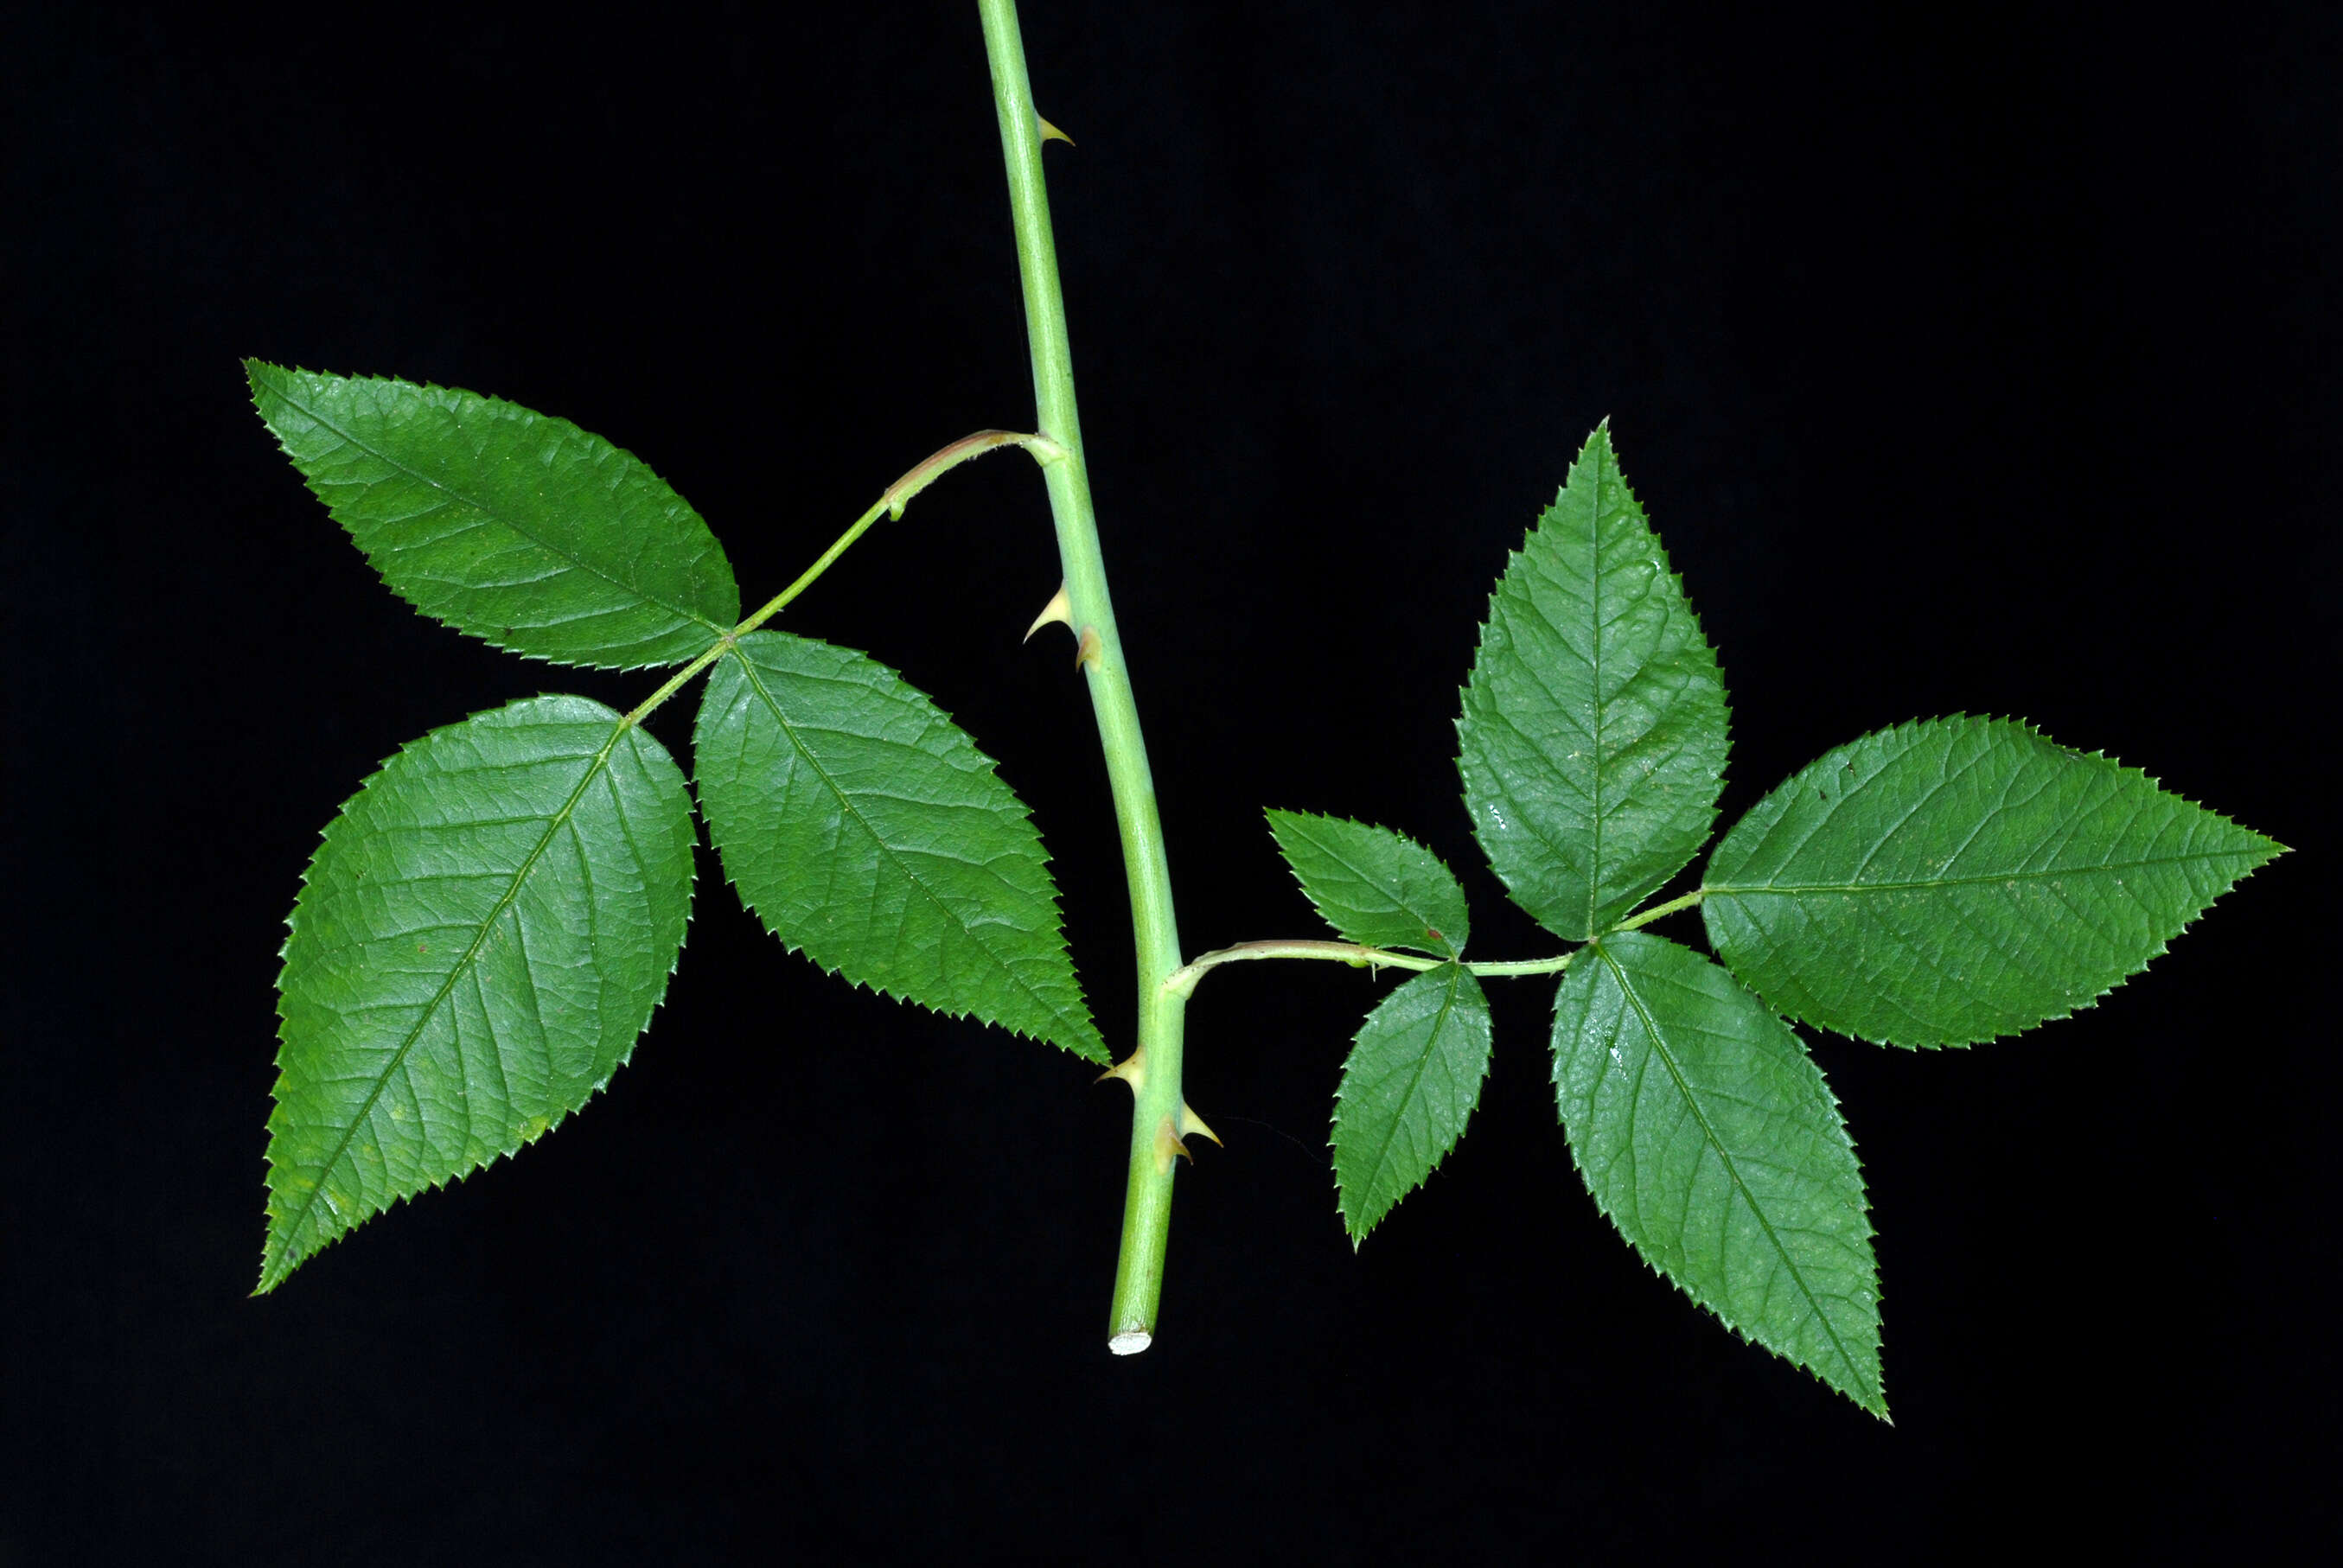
[978, 0, 1189, 1354]
[1162, 940, 1577, 1000]
[617, 429, 1056, 732]
[1161, 892, 1707, 1001]
[616, 501, 884, 729]
[1612, 889, 1705, 933]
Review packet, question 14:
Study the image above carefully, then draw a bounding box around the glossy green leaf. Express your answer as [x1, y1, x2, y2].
[1457, 424, 1728, 941]
[1553, 933, 1882, 1415]
[693, 630, 1104, 1062]
[1266, 810, 1469, 958]
[265, 696, 696, 1291]
[1702, 717, 2282, 1048]
[1333, 965, 1493, 1243]
[246, 361, 739, 669]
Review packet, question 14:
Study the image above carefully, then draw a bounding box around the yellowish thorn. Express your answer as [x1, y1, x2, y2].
[1024, 582, 1074, 643]
[1152, 1114, 1191, 1173]
[1095, 1047, 1146, 1094]
[1038, 115, 1076, 147]
[1178, 1102, 1222, 1148]
[1074, 625, 1103, 672]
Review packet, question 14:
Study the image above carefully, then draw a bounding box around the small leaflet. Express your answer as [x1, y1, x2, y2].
[1333, 965, 1494, 1243]
[1267, 810, 1471, 958]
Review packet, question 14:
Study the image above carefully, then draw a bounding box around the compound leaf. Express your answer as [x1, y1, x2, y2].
[1266, 810, 1470, 958]
[1333, 964, 1493, 1243]
[1701, 716, 2283, 1048]
[1457, 423, 1728, 941]
[265, 695, 696, 1291]
[246, 361, 739, 669]
[693, 630, 1103, 1062]
[1553, 932, 1883, 1415]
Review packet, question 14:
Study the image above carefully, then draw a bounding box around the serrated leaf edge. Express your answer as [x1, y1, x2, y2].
[700, 641, 1106, 1065]
[1452, 419, 1734, 940]
[1264, 807, 1466, 958]
[243, 359, 736, 674]
[1701, 712, 2288, 1050]
[259, 696, 699, 1292]
[1556, 940, 1888, 1418]
[1332, 964, 1493, 1246]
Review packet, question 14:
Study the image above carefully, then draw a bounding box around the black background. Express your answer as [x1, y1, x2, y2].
[8, 0, 2335, 1560]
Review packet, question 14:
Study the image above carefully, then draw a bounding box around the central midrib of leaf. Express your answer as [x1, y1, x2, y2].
[268, 720, 629, 1268]
[727, 650, 1086, 1038]
[268, 378, 728, 635]
[1708, 850, 2258, 896]
[1597, 943, 1863, 1386]
[1580, 445, 1608, 937]
[1356, 968, 1465, 1202]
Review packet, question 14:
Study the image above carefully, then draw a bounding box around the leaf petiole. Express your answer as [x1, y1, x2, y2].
[1606, 889, 1705, 934]
[619, 429, 1063, 732]
[1164, 890, 1708, 999]
[1162, 940, 1575, 1002]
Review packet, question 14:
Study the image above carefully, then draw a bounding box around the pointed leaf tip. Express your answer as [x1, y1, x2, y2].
[1333, 965, 1493, 1242]
[1266, 810, 1470, 958]
[1702, 716, 2283, 1047]
[1553, 934, 1885, 1415]
[245, 363, 738, 670]
[264, 695, 696, 1290]
[1457, 424, 1728, 942]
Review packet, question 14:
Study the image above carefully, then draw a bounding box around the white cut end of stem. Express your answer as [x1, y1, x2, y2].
[1108, 1330, 1152, 1356]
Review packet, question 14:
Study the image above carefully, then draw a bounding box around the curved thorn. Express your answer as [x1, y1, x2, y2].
[1152, 1114, 1190, 1173]
[1096, 1047, 1146, 1094]
[1025, 582, 1074, 642]
[1178, 1102, 1221, 1148]
[1037, 114, 1076, 147]
[1074, 625, 1103, 672]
